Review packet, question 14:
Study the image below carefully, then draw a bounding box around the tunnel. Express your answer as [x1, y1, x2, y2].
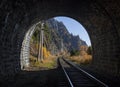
[0, 0, 120, 80]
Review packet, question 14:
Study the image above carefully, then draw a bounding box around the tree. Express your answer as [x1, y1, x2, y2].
[70, 49, 80, 56]
[87, 46, 92, 55]
[32, 29, 39, 43]
[30, 22, 52, 62]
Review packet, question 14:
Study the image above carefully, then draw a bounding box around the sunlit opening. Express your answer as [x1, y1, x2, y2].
[20, 16, 92, 71]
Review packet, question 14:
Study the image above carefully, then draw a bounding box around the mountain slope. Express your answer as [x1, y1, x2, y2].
[46, 18, 87, 53]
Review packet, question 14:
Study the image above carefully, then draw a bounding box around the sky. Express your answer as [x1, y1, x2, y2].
[54, 16, 91, 46]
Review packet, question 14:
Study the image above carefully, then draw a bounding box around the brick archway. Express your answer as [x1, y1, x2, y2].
[0, 0, 120, 78]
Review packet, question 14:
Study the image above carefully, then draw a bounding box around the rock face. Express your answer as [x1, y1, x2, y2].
[46, 18, 87, 53]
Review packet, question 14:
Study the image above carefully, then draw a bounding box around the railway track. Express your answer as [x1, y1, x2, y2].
[58, 57, 108, 87]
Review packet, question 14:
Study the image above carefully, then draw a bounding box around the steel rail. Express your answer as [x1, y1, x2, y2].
[59, 58, 74, 87]
[62, 58, 109, 87]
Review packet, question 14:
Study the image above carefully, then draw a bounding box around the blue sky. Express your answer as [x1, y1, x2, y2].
[54, 16, 91, 46]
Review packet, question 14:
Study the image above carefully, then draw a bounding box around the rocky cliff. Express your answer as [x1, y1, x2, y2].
[45, 18, 87, 54]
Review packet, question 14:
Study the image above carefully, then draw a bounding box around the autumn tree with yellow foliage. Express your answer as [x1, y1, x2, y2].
[30, 22, 52, 61]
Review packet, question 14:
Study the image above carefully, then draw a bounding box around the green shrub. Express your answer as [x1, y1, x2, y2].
[70, 50, 80, 56]
[87, 46, 92, 55]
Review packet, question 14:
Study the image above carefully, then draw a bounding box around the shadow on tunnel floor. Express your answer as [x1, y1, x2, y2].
[0, 67, 120, 87]
[0, 68, 62, 87]
[79, 65, 120, 87]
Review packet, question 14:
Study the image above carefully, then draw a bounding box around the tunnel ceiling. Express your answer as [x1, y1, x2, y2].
[0, 0, 120, 77]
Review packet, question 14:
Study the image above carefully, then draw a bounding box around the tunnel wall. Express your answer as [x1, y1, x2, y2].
[20, 25, 34, 69]
[0, 0, 120, 78]
[20, 22, 42, 69]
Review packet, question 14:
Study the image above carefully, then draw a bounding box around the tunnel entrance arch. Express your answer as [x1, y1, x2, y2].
[0, 0, 120, 78]
[20, 22, 42, 69]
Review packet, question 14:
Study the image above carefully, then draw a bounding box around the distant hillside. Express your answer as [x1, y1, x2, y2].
[30, 18, 88, 55]
[46, 18, 87, 54]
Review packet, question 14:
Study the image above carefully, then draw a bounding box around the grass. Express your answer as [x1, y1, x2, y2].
[29, 55, 57, 69]
[66, 54, 92, 65]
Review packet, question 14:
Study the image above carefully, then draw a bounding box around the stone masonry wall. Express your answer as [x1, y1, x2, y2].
[0, 0, 120, 79]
